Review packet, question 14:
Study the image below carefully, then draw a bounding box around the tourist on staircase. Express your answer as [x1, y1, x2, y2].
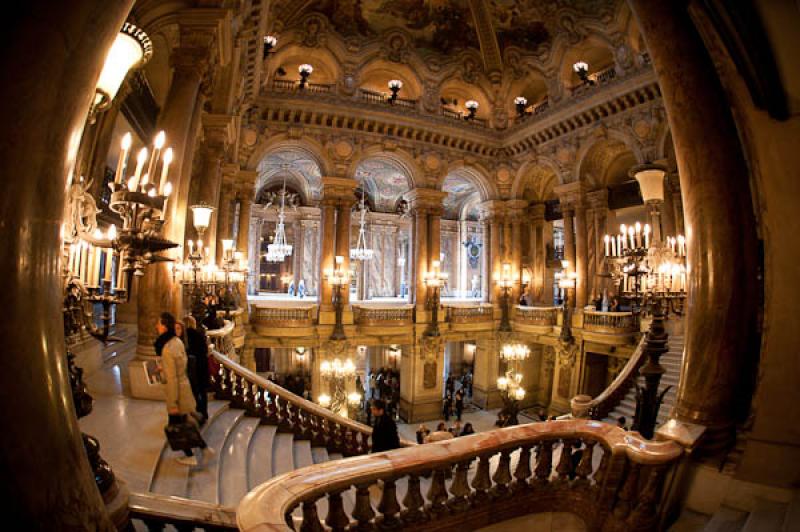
[370, 400, 400, 453]
[179, 316, 210, 424]
[156, 313, 213, 467]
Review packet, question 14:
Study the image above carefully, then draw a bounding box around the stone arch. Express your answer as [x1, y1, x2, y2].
[439, 163, 497, 202]
[439, 78, 493, 121]
[268, 43, 342, 86]
[247, 135, 330, 175]
[512, 157, 562, 199]
[554, 33, 617, 90]
[575, 135, 642, 188]
[253, 141, 327, 203]
[346, 146, 422, 189]
[349, 151, 418, 213]
[357, 58, 424, 101]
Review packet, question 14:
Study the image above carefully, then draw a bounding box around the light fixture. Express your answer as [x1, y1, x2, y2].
[514, 96, 528, 118]
[263, 35, 277, 58]
[298, 64, 313, 89]
[190, 203, 215, 239]
[423, 260, 448, 336]
[633, 166, 666, 203]
[325, 255, 350, 340]
[388, 79, 403, 103]
[92, 23, 152, 121]
[495, 262, 515, 331]
[319, 358, 358, 416]
[350, 193, 374, 261]
[496, 342, 528, 425]
[573, 61, 593, 85]
[266, 178, 293, 262]
[464, 100, 479, 120]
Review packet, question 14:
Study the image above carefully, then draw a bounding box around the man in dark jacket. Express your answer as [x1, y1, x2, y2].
[185, 316, 209, 422]
[370, 399, 400, 453]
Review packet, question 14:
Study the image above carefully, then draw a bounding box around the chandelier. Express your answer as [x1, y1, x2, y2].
[350, 192, 373, 261]
[318, 357, 360, 417]
[497, 341, 529, 426]
[266, 179, 292, 262]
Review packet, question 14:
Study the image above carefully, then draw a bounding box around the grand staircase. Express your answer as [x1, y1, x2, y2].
[603, 327, 684, 426]
[670, 496, 800, 532]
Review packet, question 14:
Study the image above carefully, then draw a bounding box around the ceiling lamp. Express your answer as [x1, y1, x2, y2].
[464, 100, 479, 121]
[298, 64, 313, 89]
[388, 79, 403, 103]
[92, 22, 152, 120]
[263, 35, 277, 58]
[266, 179, 293, 262]
[350, 193, 374, 261]
[514, 96, 528, 118]
[573, 61, 592, 84]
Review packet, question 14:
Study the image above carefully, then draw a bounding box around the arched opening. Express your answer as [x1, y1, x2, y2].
[442, 172, 486, 300]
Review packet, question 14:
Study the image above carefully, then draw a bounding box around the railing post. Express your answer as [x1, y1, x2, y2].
[632, 302, 670, 439]
[325, 490, 350, 532]
[401, 474, 425, 523]
[351, 483, 375, 531]
[376, 478, 402, 528]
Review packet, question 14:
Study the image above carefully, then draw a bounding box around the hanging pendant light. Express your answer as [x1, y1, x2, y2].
[350, 192, 373, 261]
[266, 178, 293, 262]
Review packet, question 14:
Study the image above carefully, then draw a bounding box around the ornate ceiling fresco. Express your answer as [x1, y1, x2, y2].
[443, 174, 481, 220]
[356, 158, 412, 212]
[257, 150, 323, 203]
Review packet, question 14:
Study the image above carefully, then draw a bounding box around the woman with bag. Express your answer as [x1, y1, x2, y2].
[156, 312, 213, 467]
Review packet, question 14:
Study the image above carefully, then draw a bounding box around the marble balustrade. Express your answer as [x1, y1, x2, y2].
[238, 418, 683, 532]
[514, 305, 559, 326]
[445, 304, 494, 324]
[352, 305, 413, 326]
[583, 310, 640, 334]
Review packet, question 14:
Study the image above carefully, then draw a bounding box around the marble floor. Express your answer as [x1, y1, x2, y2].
[476, 512, 587, 531]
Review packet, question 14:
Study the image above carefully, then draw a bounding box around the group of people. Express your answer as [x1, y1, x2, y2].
[286, 278, 307, 298]
[362, 368, 400, 419]
[156, 312, 214, 467]
[416, 421, 475, 444]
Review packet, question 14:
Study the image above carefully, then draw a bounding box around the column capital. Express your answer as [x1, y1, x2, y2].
[585, 188, 609, 210]
[404, 187, 447, 212]
[528, 202, 546, 223]
[554, 181, 587, 211]
[321, 176, 358, 202]
[176, 8, 233, 66]
[169, 46, 212, 79]
[505, 199, 529, 222]
[476, 199, 505, 221]
[202, 113, 238, 149]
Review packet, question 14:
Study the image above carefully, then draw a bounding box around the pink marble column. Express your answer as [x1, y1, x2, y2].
[574, 204, 589, 308]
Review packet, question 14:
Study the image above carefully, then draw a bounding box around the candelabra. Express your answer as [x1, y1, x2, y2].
[218, 239, 248, 315]
[495, 262, 514, 332]
[423, 260, 448, 337]
[325, 256, 350, 340]
[319, 358, 359, 417]
[497, 342, 529, 426]
[350, 192, 373, 261]
[555, 260, 577, 342]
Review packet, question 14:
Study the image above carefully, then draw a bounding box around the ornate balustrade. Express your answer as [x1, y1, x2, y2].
[352, 305, 414, 327]
[272, 78, 334, 94]
[250, 304, 316, 335]
[238, 419, 683, 532]
[583, 310, 640, 335]
[206, 320, 237, 360]
[445, 304, 494, 324]
[441, 107, 489, 128]
[515, 306, 558, 326]
[357, 88, 418, 109]
[129, 492, 236, 531]
[572, 334, 648, 422]
[211, 351, 415, 457]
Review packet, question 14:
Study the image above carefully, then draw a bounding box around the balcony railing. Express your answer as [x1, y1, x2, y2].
[357, 88, 418, 110]
[445, 304, 494, 324]
[272, 78, 334, 95]
[580, 333, 647, 421]
[515, 305, 558, 326]
[441, 107, 489, 128]
[250, 305, 316, 329]
[583, 310, 640, 335]
[353, 305, 414, 327]
[238, 419, 683, 532]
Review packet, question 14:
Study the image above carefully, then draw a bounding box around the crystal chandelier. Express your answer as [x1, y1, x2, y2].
[266, 179, 292, 262]
[350, 192, 373, 261]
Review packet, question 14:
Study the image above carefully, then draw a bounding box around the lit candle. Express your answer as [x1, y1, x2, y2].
[604, 234, 610, 257]
[617, 235, 622, 254]
[159, 148, 173, 195]
[628, 226, 635, 249]
[147, 131, 165, 183]
[132, 147, 148, 191]
[620, 224, 627, 249]
[114, 133, 132, 185]
[188, 239, 194, 255]
[160, 182, 172, 220]
[635, 222, 642, 247]
[611, 235, 617, 257]
[116, 254, 124, 291]
[678, 235, 685, 256]
[644, 224, 650, 249]
[81, 241, 90, 283]
[139, 172, 149, 192]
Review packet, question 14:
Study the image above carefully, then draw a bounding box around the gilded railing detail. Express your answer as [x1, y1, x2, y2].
[353, 305, 413, 326]
[445, 305, 494, 324]
[515, 306, 558, 326]
[583, 310, 640, 334]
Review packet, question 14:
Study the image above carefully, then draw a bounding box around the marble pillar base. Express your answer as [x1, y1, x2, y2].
[128, 355, 166, 401]
[472, 385, 503, 410]
[399, 397, 443, 423]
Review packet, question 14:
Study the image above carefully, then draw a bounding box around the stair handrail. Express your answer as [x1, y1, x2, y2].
[237, 419, 683, 531]
[128, 492, 237, 530]
[581, 332, 648, 421]
[210, 351, 416, 454]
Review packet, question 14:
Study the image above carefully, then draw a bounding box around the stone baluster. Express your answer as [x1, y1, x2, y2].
[471, 454, 493, 503]
[277, 397, 292, 433]
[592, 445, 610, 488]
[629, 465, 667, 529]
[513, 446, 533, 491]
[575, 440, 597, 485]
[351, 483, 376, 530]
[556, 439, 576, 482]
[401, 474, 426, 523]
[426, 468, 449, 516]
[612, 463, 640, 519]
[376, 478, 402, 528]
[301, 500, 324, 532]
[448, 459, 473, 511]
[491, 450, 513, 498]
[534, 440, 554, 484]
[263, 391, 279, 424]
[325, 490, 350, 531]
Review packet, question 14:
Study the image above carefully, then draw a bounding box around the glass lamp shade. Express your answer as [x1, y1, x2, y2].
[634, 168, 666, 202]
[348, 392, 362, 406]
[573, 61, 589, 73]
[191, 204, 214, 233]
[222, 239, 234, 252]
[264, 35, 277, 47]
[514, 388, 526, 401]
[514, 96, 527, 106]
[388, 79, 403, 90]
[95, 23, 152, 107]
[318, 394, 331, 408]
[299, 63, 313, 75]
[465, 99, 479, 110]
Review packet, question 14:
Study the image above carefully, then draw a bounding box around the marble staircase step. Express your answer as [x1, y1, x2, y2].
[311, 446, 330, 465]
[293, 440, 315, 471]
[149, 402, 228, 498]
[186, 408, 244, 503]
[703, 506, 748, 532]
[741, 499, 787, 532]
[247, 424, 277, 491]
[272, 432, 296, 478]
[669, 509, 711, 531]
[219, 414, 261, 507]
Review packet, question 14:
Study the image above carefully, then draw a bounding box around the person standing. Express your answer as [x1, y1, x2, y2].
[182, 316, 209, 423]
[370, 400, 400, 453]
[426, 422, 454, 443]
[454, 389, 464, 422]
[156, 312, 212, 466]
[443, 393, 452, 422]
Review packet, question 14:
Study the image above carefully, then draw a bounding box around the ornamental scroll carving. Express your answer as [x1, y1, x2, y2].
[420, 335, 444, 389]
[65, 179, 101, 243]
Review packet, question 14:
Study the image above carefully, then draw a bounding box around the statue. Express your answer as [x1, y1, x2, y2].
[65, 178, 101, 242]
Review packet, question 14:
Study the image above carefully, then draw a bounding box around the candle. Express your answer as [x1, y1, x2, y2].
[188, 239, 194, 255]
[604, 234, 610, 257]
[116, 253, 124, 291]
[628, 227, 635, 249]
[132, 147, 148, 191]
[644, 224, 650, 249]
[93, 246, 102, 285]
[140, 173, 149, 191]
[620, 225, 627, 249]
[677, 235, 685, 256]
[81, 241, 90, 283]
[617, 235, 622, 254]
[103, 250, 112, 282]
[160, 182, 172, 221]
[159, 148, 173, 194]
[611, 236, 617, 257]
[147, 131, 165, 183]
[114, 133, 132, 185]
[635, 222, 642, 247]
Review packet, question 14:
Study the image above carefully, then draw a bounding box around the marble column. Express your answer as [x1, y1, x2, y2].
[472, 336, 501, 409]
[669, 172, 685, 235]
[489, 218, 503, 303]
[335, 199, 353, 305]
[236, 191, 253, 255]
[630, 0, 760, 442]
[412, 207, 429, 311]
[529, 204, 546, 303]
[562, 208, 576, 276]
[586, 189, 609, 301]
[428, 207, 442, 266]
[215, 185, 234, 264]
[293, 219, 303, 287]
[480, 220, 490, 301]
[574, 204, 589, 308]
[0, 1, 133, 527]
[507, 200, 527, 304]
[318, 200, 336, 311]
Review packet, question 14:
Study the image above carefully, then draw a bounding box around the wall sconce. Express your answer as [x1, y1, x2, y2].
[464, 100, 479, 121]
[295, 346, 306, 362]
[190, 203, 215, 240]
[91, 22, 152, 121]
[573, 61, 594, 85]
[357, 345, 367, 357]
[514, 96, 528, 118]
[263, 35, 277, 59]
[298, 64, 313, 89]
[388, 79, 403, 103]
